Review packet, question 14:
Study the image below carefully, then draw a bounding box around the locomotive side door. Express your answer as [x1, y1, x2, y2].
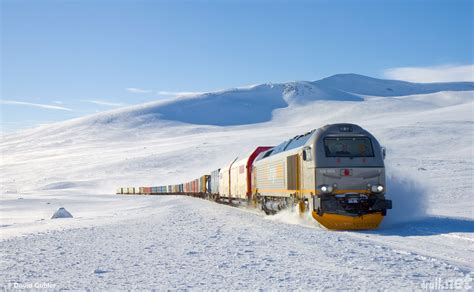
[301, 146, 316, 209]
[286, 154, 301, 199]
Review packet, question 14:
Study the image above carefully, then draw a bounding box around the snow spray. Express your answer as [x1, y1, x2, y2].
[381, 165, 428, 227]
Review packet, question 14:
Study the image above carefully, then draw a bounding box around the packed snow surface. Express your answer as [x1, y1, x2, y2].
[1, 74, 473, 289]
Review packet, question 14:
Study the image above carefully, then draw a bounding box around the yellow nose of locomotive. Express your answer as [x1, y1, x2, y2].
[311, 211, 384, 230]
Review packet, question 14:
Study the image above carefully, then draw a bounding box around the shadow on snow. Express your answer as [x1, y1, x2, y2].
[371, 216, 474, 237]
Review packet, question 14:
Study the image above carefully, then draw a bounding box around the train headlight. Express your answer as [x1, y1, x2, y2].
[319, 185, 333, 194]
[370, 185, 384, 193]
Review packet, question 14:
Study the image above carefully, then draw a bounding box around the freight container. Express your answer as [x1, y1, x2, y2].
[207, 176, 211, 194]
[194, 179, 199, 193]
[210, 169, 220, 194]
[199, 175, 210, 193]
[219, 147, 272, 201]
[219, 160, 233, 198]
[187, 182, 192, 193]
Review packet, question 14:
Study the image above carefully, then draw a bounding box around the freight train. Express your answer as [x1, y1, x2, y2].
[117, 123, 392, 230]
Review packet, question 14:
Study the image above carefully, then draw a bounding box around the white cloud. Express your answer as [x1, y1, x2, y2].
[127, 87, 205, 97]
[383, 64, 474, 83]
[1, 100, 73, 111]
[80, 99, 125, 107]
[126, 87, 152, 94]
[157, 91, 205, 97]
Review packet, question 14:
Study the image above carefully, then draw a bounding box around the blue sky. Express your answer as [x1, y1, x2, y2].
[1, 0, 473, 132]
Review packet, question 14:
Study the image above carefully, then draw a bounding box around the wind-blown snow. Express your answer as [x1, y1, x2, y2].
[1, 74, 473, 289]
[383, 167, 428, 226]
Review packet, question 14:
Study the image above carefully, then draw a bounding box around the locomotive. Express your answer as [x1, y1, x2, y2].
[117, 123, 392, 230]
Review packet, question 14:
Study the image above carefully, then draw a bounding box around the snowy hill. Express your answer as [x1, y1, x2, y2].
[1, 74, 473, 289]
[315, 73, 474, 97]
[95, 73, 473, 126]
[7, 74, 470, 129]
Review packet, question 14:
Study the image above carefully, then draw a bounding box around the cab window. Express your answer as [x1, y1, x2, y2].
[324, 137, 374, 157]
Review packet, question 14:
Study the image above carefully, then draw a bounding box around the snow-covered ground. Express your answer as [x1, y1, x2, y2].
[1, 74, 473, 289]
[1, 196, 472, 290]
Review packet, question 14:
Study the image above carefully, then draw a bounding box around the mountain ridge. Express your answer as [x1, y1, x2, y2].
[315, 73, 473, 97]
[4, 74, 473, 133]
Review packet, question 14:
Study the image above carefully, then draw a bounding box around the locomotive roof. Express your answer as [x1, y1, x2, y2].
[256, 123, 368, 160]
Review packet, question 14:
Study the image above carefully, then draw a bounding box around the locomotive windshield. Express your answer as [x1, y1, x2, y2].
[324, 137, 374, 158]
